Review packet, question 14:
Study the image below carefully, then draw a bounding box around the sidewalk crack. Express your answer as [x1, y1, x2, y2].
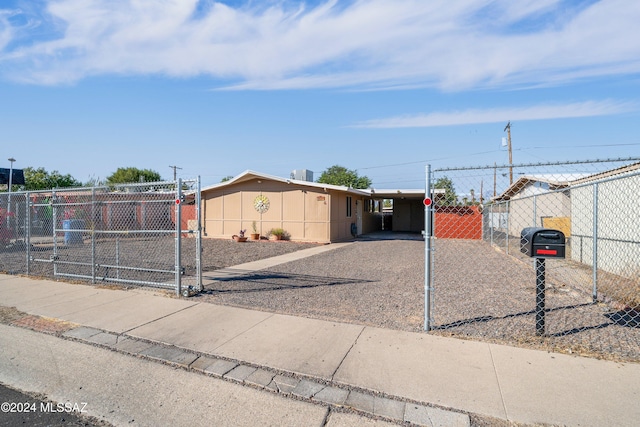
[120, 302, 201, 334]
[330, 326, 365, 381]
[210, 312, 276, 351]
[488, 344, 509, 420]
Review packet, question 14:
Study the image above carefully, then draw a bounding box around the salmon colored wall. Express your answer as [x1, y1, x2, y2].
[169, 204, 196, 232]
[434, 205, 482, 239]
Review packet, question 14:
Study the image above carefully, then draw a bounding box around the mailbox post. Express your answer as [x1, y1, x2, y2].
[520, 227, 566, 336]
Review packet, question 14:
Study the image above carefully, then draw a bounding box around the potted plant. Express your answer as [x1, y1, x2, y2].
[268, 227, 285, 241]
[232, 229, 248, 242]
[250, 221, 260, 240]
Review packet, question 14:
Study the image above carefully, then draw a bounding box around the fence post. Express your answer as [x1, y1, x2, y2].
[592, 182, 599, 302]
[26, 192, 31, 275]
[533, 195, 537, 227]
[175, 178, 183, 297]
[535, 258, 546, 336]
[424, 165, 433, 331]
[489, 203, 494, 246]
[91, 187, 96, 284]
[52, 191, 58, 277]
[506, 200, 510, 255]
[196, 176, 203, 292]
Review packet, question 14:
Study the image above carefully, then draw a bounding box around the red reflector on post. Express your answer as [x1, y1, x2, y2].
[536, 249, 557, 255]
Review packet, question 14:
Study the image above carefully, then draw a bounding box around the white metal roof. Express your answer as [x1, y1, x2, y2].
[201, 170, 371, 196]
[201, 170, 441, 198]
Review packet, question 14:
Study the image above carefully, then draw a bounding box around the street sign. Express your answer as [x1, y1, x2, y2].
[0, 168, 25, 185]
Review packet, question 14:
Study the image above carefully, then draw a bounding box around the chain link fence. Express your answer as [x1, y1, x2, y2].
[0, 179, 201, 296]
[427, 158, 640, 361]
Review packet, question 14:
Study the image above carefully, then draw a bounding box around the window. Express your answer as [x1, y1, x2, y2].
[534, 181, 549, 190]
[346, 196, 352, 217]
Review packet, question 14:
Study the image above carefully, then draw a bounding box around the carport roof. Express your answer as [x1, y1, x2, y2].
[368, 188, 444, 199]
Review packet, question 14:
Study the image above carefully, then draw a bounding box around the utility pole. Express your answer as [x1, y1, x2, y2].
[169, 165, 182, 181]
[504, 121, 513, 185]
[493, 163, 497, 197]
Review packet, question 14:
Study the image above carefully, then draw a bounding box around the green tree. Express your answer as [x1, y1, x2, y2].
[23, 167, 82, 190]
[317, 165, 371, 189]
[433, 176, 457, 205]
[220, 175, 234, 183]
[106, 167, 162, 184]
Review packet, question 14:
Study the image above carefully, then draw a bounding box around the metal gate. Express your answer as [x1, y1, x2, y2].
[0, 178, 202, 296]
[425, 158, 640, 361]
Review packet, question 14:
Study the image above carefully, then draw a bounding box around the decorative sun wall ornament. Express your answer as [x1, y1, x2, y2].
[254, 194, 270, 213]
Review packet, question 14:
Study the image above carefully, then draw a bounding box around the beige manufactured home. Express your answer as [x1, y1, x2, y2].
[201, 170, 429, 243]
[201, 171, 374, 243]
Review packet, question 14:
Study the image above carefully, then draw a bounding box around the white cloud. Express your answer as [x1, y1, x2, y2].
[0, 9, 17, 52]
[350, 100, 637, 128]
[0, 0, 639, 89]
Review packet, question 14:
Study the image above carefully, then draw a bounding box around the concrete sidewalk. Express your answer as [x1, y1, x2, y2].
[1, 272, 639, 426]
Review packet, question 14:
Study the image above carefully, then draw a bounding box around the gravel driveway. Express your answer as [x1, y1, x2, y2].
[197, 236, 640, 363]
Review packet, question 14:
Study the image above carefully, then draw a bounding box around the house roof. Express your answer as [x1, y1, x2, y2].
[493, 173, 591, 201]
[201, 170, 439, 199]
[493, 161, 640, 201]
[201, 170, 371, 196]
[570, 162, 640, 185]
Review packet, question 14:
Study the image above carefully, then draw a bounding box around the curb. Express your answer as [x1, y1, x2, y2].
[60, 325, 471, 427]
[1, 305, 473, 427]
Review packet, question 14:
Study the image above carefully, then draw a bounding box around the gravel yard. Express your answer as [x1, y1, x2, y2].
[201, 237, 426, 331]
[197, 236, 640, 363]
[198, 238, 322, 270]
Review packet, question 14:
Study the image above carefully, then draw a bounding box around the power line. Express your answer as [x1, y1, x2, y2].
[516, 142, 640, 151]
[356, 142, 640, 172]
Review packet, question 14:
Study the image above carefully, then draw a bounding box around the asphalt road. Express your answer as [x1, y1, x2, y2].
[0, 382, 110, 427]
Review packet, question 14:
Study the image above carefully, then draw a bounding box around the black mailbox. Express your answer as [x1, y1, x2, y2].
[520, 227, 566, 259]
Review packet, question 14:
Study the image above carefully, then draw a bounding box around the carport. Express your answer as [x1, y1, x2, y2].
[368, 189, 444, 233]
[366, 190, 420, 233]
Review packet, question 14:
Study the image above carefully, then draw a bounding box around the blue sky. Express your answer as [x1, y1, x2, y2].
[1, 0, 639, 189]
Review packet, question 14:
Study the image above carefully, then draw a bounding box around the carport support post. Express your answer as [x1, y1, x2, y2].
[535, 258, 546, 336]
[424, 164, 433, 331]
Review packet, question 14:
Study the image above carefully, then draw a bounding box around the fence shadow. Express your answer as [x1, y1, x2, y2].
[433, 302, 595, 331]
[604, 309, 640, 328]
[202, 271, 375, 294]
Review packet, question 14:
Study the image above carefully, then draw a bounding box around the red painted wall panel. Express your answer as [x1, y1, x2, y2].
[434, 205, 482, 240]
